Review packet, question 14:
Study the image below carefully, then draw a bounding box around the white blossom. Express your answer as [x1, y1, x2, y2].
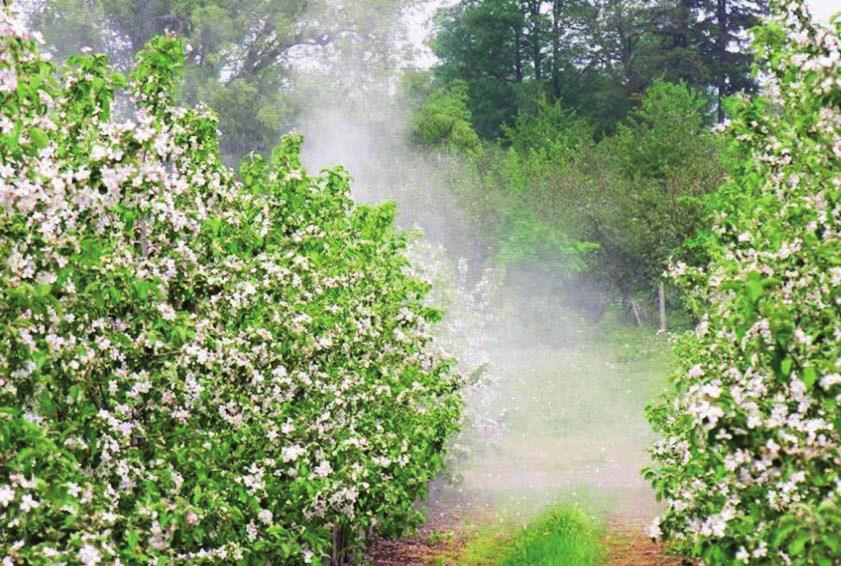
[0, 485, 14, 507]
[78, 545, 101, 566]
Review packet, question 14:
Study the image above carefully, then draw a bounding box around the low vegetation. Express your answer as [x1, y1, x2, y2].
[453, 505, 604, 566]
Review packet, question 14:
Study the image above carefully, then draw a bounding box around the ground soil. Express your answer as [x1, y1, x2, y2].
[366, 339, 678, 565]
[601, 519, 682, 566]
[366, 526, 464, 565]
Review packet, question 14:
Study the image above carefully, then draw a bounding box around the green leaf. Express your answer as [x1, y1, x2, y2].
[745, 276, 763, 303]
[127, 531, 140, 548]
[788, 533, 811, 556]
[30, 127, 49, 149]
[802, 367, 817, 389]
[781, 357, 793, 377]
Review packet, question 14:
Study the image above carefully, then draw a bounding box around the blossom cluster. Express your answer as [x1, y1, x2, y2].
[0, 5, 461, 564]
[646, 2, 840, 564]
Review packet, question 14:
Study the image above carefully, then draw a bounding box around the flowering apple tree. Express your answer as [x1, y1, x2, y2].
[0, 3, 462, 564]
[645, 1, 840, 564]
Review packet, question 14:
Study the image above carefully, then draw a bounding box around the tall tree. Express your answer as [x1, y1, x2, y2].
[643, 0, 707, 87]
[651, 0, 768, 120]
[701, 0, 768, 121]
[27, 0, 418, 157]
[505, 82, 724, 310]
[433, 0, 529, 137]
[433, 0, 661, 137]
[431, 0, 767, 138]
[526, 0, 547, 81]
[551, 0, 563, 98]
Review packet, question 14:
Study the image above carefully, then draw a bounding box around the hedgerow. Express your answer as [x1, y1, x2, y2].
[0, 4, 461, 564]
[645, 1, 840, 564]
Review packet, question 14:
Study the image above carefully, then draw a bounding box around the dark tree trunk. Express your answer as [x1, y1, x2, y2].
[129, 0, 163, 52]
[330, 524, 348, 565]
[677, 0, 691, 48]
[552, 0, 562, 98]
[530, 0, 542, 81]
[619, 278, 632, 319]
[620, 25, 635, 91]
[514, 26, 524, 82]
[716, 0, 728, 122]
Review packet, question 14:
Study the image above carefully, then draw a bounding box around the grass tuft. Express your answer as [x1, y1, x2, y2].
[456, 504, 605, 565]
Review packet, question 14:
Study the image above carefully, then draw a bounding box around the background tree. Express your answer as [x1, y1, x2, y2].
[587, 81, 724, 307]
[431, 0, 527, 138]
[693, 0, 769, 120]
[410, 75, 723, 322]
[26, 0, 420, 158]
[431, 0, 768, 137]
[499, 82, 723, 317]
[410, 78, 482, 153]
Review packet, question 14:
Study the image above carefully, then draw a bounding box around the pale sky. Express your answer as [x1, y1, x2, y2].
[807, 0, 839, 23]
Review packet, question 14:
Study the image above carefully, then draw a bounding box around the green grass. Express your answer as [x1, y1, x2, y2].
[456, 504, 605, 565]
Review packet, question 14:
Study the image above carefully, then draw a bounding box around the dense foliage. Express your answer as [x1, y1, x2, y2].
[410, 80, 481, 155]
[645, 2, 841, 562]
[432, 0, 768, 137]
[411, 80, 723, 318]
[505, 81, 723, 305]
[0, 5, 461, 563]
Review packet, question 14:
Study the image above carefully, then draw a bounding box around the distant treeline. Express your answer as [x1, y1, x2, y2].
[429, 0, 767, 137]
[406, 0, 769, 324]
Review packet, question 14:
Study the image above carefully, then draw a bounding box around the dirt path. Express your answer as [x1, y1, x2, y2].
[366, 528, 462, 565]
[602, 520, 681, 566]
[367, 518, 679, 565]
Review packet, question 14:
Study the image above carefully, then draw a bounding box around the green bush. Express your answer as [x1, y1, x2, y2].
[411, 81, 481, 154]
[498, 505, 604, 566]
[645, 2, 841, 563]
[0, 6, 461, 564]
[456, 505, 604, 566]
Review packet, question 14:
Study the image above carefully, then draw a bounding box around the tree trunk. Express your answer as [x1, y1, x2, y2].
[552, 0, 562, 98]
[658, 281, 667, 332]
[130, 0, 166, 53]
[678, 0, 691, 48]
[514, 26, 524, 82]
[630, 300, 644, 327]
[620, 25, 635, 92]
[716, 0, 728, 122]
[610, 0, 637, 93]
[530, 1, 542, 81]
[619, 279, 633, 322]
[330, 524, 347, 565]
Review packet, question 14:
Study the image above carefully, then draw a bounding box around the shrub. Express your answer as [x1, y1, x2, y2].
[645, 2, 841, 564]
[498, 505, 604, 566]
[411, 80, 482, 154]
[0, 5, 461, 564]
[455, 504, 605, 566]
